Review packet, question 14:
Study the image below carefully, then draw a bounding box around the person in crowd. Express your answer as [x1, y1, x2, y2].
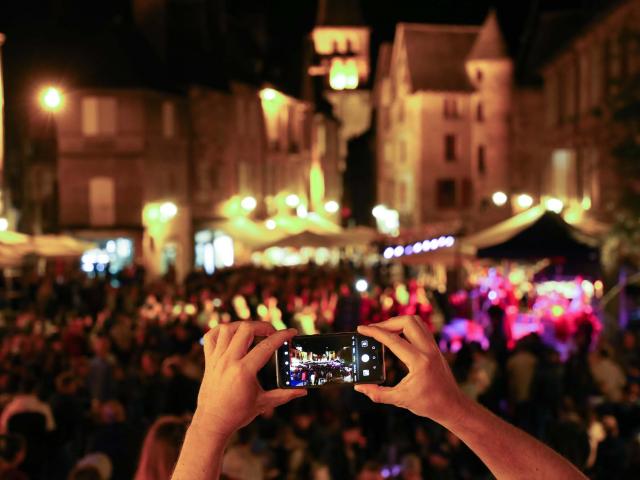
[172, 319, 587, 480]
[590, 345, 627, 403]
[0, 434, 28, 480]
[134, 416, 188, 480]
[0, 376, 56, 433]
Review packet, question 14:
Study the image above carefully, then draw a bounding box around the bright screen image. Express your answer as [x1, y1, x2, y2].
[286, 335, 356, 387]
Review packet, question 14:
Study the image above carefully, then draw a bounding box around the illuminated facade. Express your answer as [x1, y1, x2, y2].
[374, 12, 513, 229]
[539, 0, 640, 218]
[55, 88, 191, 280]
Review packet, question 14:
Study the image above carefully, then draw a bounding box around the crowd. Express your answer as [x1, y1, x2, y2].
[0, 263, 638, 479]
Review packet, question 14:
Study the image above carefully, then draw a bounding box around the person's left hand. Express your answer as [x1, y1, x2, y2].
[193, 321, 306, 441]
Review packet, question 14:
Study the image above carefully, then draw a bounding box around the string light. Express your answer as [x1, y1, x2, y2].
[382, 235, 456, 259]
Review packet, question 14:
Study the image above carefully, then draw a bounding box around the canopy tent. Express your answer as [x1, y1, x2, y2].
[331, 226, 378, 247]
[32, 235, 96, 258]
[259, 231, 340, 250]
[204, 217, 283, 249]
[465, 209, 600, 260]
[0, 231, 96, 264]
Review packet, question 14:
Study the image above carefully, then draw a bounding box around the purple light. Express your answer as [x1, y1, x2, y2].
[383, 247, 394, 259]
[438, 236, 447, 247]
[404, 245, 413, 255]
[381, 468, 390, 478]
[488, 291, 498, 301]
[430, 239, 439, 250]
[391, 465, 402, 476]
[422, 240, 431, 251]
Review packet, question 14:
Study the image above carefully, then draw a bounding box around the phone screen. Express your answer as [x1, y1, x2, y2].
[276, 333, 385, 388]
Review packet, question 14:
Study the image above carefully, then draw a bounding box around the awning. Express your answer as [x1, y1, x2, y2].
[464, 208, 600, 260]
[32, 235, 96, 258]
[202, 217, 283, 249]
[259, 231, 339, 250]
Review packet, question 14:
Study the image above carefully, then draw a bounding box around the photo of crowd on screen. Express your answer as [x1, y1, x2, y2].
[289, 337, 355, 387]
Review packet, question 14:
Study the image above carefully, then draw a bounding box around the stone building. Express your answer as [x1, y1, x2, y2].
[538, 0, 640, 219]
[374, 12, 513, 230]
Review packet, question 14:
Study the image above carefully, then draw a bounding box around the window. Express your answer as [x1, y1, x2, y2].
[476, 102, 484, 122]
[461, 178, 473, 208]
[477, 145, 486, 175]
[578, 51, 590, 114]
[89, 176, 115, 226]
[398, 140, 407, 163]
[444, 134, 456, 162]
[443, 98, 458, 119]
[82, 97, 117, 136]
[436, 179, 456, 208]
[590, 44, 603, 107]
[162, 101, 175, 138]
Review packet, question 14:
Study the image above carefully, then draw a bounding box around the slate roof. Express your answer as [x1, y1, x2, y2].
[400, 24, 479, 92]
[467, 10, 509, 61]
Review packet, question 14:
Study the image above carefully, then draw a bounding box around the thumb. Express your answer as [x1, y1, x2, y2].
[354, 384, 397, 405]
[261, 389, 307, 409]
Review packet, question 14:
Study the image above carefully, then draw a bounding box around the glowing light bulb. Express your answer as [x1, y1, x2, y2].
[492, 191, 508, 206]
[241, 196, 257, 212]
[40, 86, 63, 112]
[355, 279, 368, 293]
[324, 200, 339, 213]
[516, 194, 533, 209]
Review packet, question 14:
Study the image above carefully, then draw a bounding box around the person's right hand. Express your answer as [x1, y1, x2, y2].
[193, 321, 306, 441]
[355, 316, 468, 428]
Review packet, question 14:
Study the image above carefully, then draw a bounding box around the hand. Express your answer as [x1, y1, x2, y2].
[355, 316, 467, 428]
[193, 321, 306, 441]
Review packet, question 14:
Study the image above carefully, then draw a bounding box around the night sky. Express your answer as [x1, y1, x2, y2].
[0, 0, 607, 92]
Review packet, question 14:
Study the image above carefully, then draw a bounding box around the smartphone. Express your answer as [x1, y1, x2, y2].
[276, 333, 385, 388]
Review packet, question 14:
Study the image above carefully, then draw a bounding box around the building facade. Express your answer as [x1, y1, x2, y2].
[374, 12, 513, 230]
[540, 0, 640, 219]
[55, 88, 192, 279]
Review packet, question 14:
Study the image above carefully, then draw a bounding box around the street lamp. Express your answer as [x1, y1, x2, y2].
[39, 86, 63, 112]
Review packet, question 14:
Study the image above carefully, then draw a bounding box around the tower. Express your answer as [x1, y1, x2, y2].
[465, 10, 513, 219]
[310, 0, 372, 150]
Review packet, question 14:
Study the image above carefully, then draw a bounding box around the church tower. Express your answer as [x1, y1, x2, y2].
[310, 0, 372, 146]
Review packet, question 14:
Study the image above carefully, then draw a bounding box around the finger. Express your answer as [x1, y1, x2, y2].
[226, 322, 254, 360]
[260, 388, 307, 410]
[213, 324, 234, 360]
[354, 384, 399, 405]
[211, 322, 276, 358]
[202, 329, 217, 358]
[357, 325, 417, 365]
[244, 328, 297, 372]
[368, 316, 435, 352]
[227, 322, 276, 360]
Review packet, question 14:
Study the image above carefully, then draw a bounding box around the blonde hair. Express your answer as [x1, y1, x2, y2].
[134, 416, 187, 480]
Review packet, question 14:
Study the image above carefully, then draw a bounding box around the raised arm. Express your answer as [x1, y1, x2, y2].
[356, 317, 587, 480]
[172, 322, 306, 480]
